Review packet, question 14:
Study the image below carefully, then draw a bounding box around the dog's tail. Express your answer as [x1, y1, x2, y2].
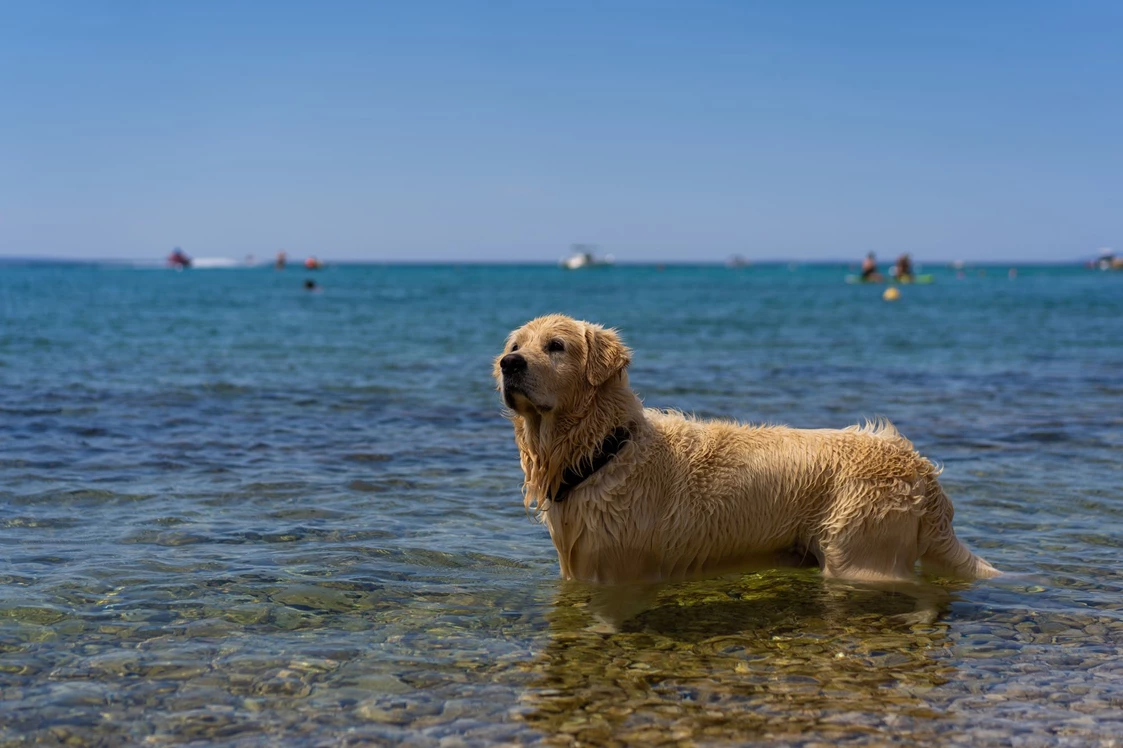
[918, 481, 1000, 580]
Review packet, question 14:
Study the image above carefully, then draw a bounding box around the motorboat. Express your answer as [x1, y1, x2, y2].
[560, 244, 614, 269]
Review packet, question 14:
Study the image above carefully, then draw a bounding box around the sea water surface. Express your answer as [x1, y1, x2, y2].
[1, 262, 1121, 746]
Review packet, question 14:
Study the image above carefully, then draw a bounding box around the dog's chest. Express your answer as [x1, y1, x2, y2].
[544, 487, 662, 583]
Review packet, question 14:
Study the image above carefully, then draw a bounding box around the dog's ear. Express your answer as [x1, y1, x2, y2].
[585, 324, 631, 386]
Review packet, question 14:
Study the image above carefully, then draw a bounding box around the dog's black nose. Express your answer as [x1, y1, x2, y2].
[500, 353, 527, 374]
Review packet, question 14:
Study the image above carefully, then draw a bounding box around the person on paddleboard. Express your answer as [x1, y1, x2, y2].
[860, 252, 884, 282]
[894, 253, 914, 282]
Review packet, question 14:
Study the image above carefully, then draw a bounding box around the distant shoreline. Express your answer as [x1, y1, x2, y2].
[0, 256, 1094, 268]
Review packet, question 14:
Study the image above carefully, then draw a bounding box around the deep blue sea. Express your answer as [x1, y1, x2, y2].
[2, 262, 1121, 746]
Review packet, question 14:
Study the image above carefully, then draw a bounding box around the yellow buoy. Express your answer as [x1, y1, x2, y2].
[882, 287, 901, 301]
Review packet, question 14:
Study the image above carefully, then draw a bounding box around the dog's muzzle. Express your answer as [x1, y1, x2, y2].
[499, 353, 527, 376]
[500, 353, 528, 400]
[500, 353, 546, 411]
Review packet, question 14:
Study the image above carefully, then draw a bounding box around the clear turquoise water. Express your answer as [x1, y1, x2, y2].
[2, 262, 1121, 746]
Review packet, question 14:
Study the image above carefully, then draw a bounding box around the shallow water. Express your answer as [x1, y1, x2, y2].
[1, 262, 1121, 746]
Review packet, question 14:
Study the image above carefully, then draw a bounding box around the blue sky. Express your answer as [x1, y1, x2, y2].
[1, 2, 1120, 262]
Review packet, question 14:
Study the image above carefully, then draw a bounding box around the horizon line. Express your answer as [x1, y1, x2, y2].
[0, 254, 1097, 267]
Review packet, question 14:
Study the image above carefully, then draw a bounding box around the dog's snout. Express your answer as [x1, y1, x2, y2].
[500, 353, 527, 374]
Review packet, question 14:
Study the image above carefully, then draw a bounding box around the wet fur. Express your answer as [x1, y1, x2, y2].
[495, 314, 999, 585]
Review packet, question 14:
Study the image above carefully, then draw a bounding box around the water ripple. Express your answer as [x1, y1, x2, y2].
[2, 263, 1122, 745]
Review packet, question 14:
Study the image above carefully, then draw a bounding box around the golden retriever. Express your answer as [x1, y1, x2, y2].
[495, 314, 999, 586]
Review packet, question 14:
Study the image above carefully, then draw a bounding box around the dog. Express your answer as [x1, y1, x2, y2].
[495, 314, 999, 586]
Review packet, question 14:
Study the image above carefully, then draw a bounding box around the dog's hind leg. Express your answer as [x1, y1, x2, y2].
[819, 511, 923, 584]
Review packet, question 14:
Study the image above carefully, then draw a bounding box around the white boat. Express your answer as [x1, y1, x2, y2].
[1094, 248, 1121, 271]
[560, 244, 614, 269]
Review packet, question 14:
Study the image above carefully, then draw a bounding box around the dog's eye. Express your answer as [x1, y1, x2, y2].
[509, 343, 519, 352]
[546, 339, 565, 353]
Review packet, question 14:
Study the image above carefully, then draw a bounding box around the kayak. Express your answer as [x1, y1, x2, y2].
[846, 274, 934, 285]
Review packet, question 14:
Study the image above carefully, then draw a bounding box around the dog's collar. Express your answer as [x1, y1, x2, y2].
[552, 426, 631, 503]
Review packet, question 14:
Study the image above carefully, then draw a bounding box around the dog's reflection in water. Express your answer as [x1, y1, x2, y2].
[577, 567, 956, 634]
[520, 572, 964, 745]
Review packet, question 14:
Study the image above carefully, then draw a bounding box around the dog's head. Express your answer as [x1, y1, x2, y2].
[494, 314, 631, 417]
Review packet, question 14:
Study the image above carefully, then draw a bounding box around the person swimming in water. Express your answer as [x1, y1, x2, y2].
[167, 247, 192, 269]
[860, 252, 884, 282]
